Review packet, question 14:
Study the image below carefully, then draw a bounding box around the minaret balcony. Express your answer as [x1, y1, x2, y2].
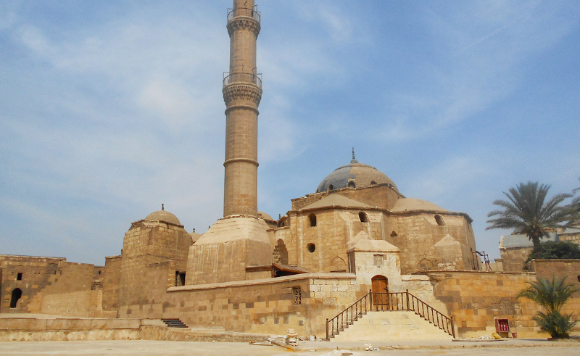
[223, 72, 262, 89]
[227, 7, 261, 23]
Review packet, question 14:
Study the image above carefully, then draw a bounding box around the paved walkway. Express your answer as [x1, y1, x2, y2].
[0, 339, 578, 356]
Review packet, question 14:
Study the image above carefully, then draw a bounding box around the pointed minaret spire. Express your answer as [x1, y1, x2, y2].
[351, 147, 358, 163]
[352, 147, 355, 160]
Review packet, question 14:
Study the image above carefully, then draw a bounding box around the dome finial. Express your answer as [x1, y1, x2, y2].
[350, 147, 358, 163]
[162, 203, 164, 211]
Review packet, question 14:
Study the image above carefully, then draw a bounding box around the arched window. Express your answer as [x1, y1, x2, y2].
[308, 214, 317, 227]
[307, 243, 316, 253]
[359, 212, 368, 222]
[347, 181, 356, 188]
[435, 215, 445, 226]
[370, 181, 377, 185]
[327, 184, 334, 191]
[10, 288, 22, 308]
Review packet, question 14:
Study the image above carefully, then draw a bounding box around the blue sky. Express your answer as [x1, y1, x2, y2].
[1, 0, 579, 265]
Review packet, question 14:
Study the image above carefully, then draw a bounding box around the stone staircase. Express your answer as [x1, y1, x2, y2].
[332, 311, 453, 341]
[326, 291, 455, 341]
[161, 318, 188, 328]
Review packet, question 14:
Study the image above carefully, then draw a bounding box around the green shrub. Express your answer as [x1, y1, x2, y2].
[517, 277, 579, 339]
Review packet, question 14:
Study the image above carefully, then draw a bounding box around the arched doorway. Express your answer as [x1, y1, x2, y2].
[273, 239, 288, 265]
[10, 288, 22, 308]
[371, 275, 388, 309]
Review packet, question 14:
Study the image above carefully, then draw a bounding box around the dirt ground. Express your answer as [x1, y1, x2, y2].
[0, 340, 579, 356]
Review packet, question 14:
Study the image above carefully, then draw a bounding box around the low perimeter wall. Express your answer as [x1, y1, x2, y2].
[0, 317, 270, 342]
[118, 273, 363, 338]
[426, 271, 580, 338]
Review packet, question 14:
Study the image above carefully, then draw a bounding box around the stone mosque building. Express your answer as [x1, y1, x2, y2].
[1, 0, 578, 340]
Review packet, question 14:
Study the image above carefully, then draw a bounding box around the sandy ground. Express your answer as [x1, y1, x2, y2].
[0, 340, 579, 356]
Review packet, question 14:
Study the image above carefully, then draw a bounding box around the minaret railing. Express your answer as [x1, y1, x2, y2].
[223, 72, 262, 89]
[227, 7, 261, 23]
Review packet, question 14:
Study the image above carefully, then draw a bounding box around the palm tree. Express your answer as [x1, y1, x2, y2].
[516, 277, 579, 338]
[487, 182, 571, 251]
[568, 178, 580, 227]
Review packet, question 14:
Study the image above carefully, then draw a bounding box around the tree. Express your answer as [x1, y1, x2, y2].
[516, 277, 579, 339]
[487, 182, 572, 251]
[524, 241, 580, 271]
[567, 177, 580, 227]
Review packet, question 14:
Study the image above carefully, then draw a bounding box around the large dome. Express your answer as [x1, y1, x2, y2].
[316, 158, 398, 193]
[145, 209, 181, 225]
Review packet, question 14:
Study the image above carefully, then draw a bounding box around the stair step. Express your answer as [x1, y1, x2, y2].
[333, 311, 452, 341]
[161, 318, 188, 328]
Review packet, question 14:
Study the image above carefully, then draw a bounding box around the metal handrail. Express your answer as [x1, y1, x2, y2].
[372, 290, 455, 337]
[326, 290, 455, 340]
[227, 7, 261, 23]
[223, 72, 262, 88]
[326, 290, 372, 340]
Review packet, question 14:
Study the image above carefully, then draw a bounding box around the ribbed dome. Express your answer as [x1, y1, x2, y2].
[145, 210, 181, 225]
[316, 159, 398, 193]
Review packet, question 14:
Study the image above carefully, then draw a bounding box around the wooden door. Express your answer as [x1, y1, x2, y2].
[371, 275, 388, 308]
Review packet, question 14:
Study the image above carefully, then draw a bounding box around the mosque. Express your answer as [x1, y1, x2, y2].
[1, 0, 577, 341]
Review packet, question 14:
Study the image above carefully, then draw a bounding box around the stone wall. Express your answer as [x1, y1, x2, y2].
[102, 256, 121, 311]
[501, 247, 533, 272]
[119, 219, 191, 307]
[426, 271, 580, 338]
[291, 184, 402, 211]
[389, 214, 476, 274]
[0, 255, 64, 313]
[26, 262, 102, 317]
[118, 273, 360, 337]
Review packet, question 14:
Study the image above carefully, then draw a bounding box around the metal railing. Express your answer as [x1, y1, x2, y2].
[223, 72, 262, 89]
[326, 290, 455, 340]
[227, 7, 261, 23]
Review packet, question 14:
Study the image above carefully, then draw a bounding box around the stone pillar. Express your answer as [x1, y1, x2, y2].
[222, 0, 262, 217]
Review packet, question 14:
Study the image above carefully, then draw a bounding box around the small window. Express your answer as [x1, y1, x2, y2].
[327, 184, 334, 191]
[17, 273, 23, 281]
[347, 181, 356, 188]
[308, 214, 317, 227]
[577, 275, 580, 282]
[307, 243, 316, 253]
[359, 212, 368, 222]
[390, 231, 398, 237]
[97, 271, 101, 276]
[435, 215, 445, 226]
[373, 254, 384, 267]
[370, 181, 377, 185]
[292, 287, 302, 305]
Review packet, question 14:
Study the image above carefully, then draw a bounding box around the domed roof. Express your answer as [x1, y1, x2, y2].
[257, 211, 274, 221]
[316, 155, 398, 193]
[391, 198, 448, 213]
[145, 208, 181, 225]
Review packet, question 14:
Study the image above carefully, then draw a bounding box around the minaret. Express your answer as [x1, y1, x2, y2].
[187, 1, 271, 285]
[222, 0, 262, 217]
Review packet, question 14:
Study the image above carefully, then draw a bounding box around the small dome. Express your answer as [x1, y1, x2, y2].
[257, 211, 274, 221]
[317, 159, 398, 193]
[145, 210, 181, 225]
[190, 231, 201, 243]
[391, 198, 448, 213]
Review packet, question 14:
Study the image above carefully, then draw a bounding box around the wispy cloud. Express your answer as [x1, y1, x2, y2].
[375, 0, 578, 142]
